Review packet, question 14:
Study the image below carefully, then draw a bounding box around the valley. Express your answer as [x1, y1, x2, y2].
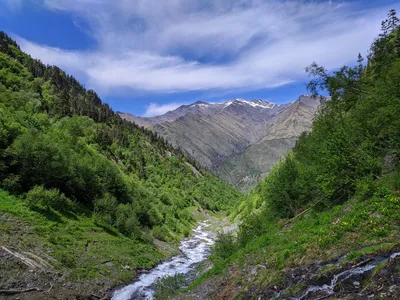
[1, 5, 400, 300]
[120, 95, 327, 191]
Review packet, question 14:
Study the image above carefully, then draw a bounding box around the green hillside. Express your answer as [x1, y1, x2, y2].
[0, 32, 241, 297]
[176, 10, 400, 300]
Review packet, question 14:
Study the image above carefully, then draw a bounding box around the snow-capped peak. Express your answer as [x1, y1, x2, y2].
[223, 98, 277, 109]
[191, 101, 210, 108]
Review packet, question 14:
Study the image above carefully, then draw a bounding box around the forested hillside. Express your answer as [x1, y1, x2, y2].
[180, 10, 400, 300]
[0, 31, 241, 296]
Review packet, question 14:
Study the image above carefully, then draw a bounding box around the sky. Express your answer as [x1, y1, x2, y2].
[1, 0, 400, 117]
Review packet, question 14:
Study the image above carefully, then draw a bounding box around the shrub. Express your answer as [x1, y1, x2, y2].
[355, 176, 377, 201]
[152, 225, 171, 242]
[380, 169, 400, 191]
[237, 210, 276, 247]
[94, 213, 113, 229]
[212, 232, 237, 260]
[25, 185, 71, 212]
[115, 203, 141, 238]
[93, 193, 117, 227]
[1, 174, 21, 192]
[148, 206, 164, 227]
[154, 273, 186, 300]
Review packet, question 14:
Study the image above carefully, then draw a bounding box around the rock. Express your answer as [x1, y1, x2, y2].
[63, 282, 73, 288]
[353, 281, 360, 288]
[389, 285, 397, 292]
[105, 261, 114, 268]
[251, 265, 266, 276]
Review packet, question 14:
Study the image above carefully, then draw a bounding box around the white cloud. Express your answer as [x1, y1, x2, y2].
[15, 1, 400, 96]
[143, 102, 185, 117]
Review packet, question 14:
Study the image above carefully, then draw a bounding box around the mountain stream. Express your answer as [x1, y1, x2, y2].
[297, 251, 400, 299]
[111, 220, 215, 300]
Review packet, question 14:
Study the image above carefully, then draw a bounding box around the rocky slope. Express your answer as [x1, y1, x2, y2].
[120, 95, 328, 190]
[215, 95, 328, 189]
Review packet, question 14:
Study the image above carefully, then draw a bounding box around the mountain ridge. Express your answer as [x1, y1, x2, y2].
[120, 95, 328, 190]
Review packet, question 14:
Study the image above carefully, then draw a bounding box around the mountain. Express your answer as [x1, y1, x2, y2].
[120, 95, 328, 190]
[216, 95, 328, 189]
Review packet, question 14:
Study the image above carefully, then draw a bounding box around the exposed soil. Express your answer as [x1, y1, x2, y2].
[0, 213, 112, 300]
[0, 244, 112, 300]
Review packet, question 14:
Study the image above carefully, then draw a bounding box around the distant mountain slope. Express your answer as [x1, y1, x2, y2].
[117, 112, 153, 128]
[214, 95, 327, 190]
[120, 96, 327, 190]
[152, 99, 287, 169]
[215, 138, 297, 191]
[261, 95, 326, 140]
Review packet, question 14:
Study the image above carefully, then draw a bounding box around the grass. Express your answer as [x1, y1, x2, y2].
[0, 189, 166, 285]
[0, 188, 230, 291]
[186, 189, 400, 298]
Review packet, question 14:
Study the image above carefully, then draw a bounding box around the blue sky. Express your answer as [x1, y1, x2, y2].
[1, 0, 399, 116]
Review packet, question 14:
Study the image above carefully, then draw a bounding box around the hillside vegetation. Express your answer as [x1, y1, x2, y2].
[0, 32, 241, 296]
[177, 10, 400, 300]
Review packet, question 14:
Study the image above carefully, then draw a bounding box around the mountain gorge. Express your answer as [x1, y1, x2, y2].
[120, 95, 328, 190]
[1, 7, 400, 300]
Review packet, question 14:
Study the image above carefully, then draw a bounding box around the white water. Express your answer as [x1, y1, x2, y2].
[112, 221, 215, 300]
[299, 252, 400, 299]
[299, 264, 376, 299]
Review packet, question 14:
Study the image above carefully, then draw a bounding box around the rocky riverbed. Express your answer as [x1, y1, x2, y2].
[111, 220, 216, 300]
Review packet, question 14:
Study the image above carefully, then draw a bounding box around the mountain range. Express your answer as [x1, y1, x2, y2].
[120, 95, 328, 191]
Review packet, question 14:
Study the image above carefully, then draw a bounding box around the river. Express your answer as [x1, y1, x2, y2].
[111, 220, 215, 300]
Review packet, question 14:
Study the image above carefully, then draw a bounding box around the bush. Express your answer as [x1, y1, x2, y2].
[115, 203, 141, 238]
[1, 174, 21, 192]
[355, 176, 377, 201]
[237, 211, 271, 247]
[93, 193, 117, 227]
[25, 185, 71, 212]
[148, 206, 164, 227]
[212, 232, 237, 260]
[381, 169, 400, 191]
[152, 225, 171, 242]
[154, 273, 186, 300]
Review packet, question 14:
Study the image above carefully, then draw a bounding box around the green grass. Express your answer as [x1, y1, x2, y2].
[0, 189, 166, 285]
[187, 189, 400, 297]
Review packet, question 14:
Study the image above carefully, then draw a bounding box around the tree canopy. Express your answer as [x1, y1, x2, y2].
[0, 32, 241, 242]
